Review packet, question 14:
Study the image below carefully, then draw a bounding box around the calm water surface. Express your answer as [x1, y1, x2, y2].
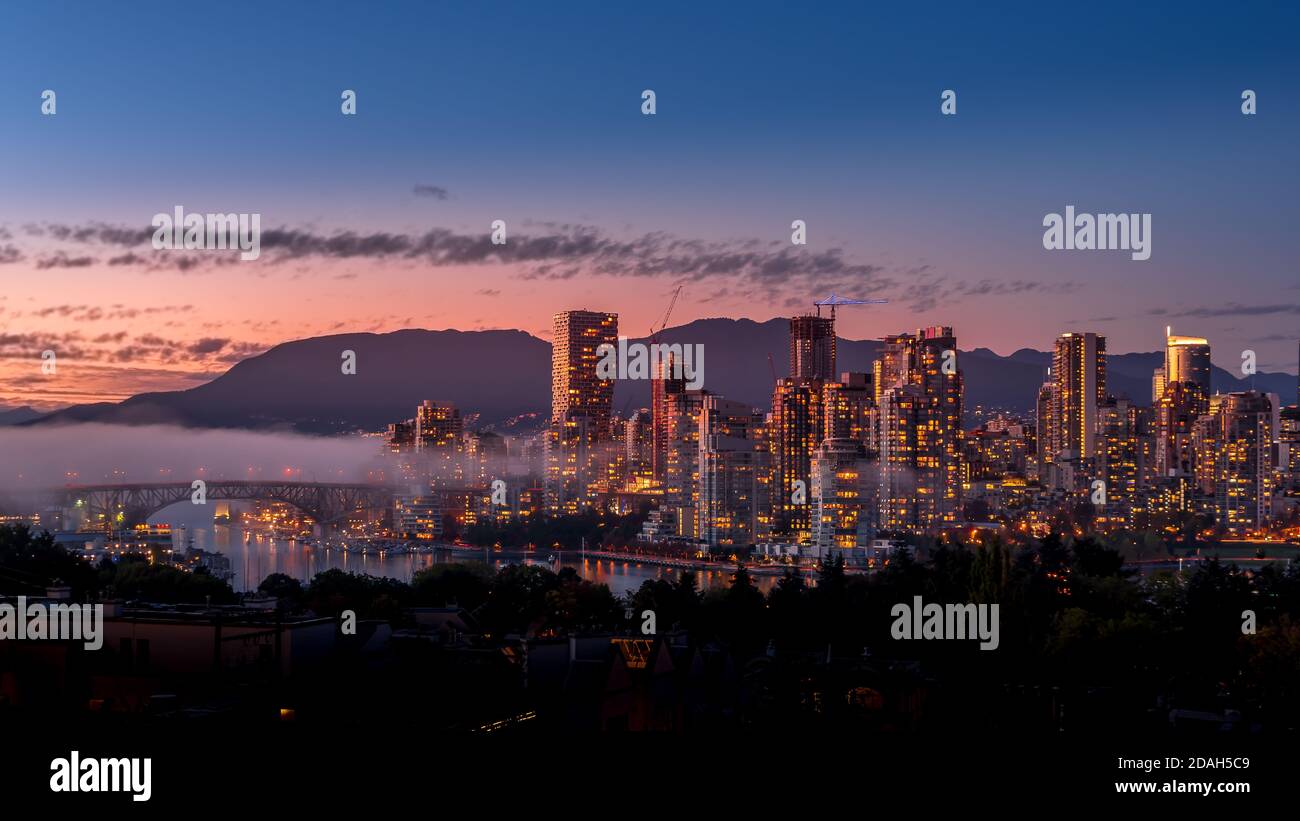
[188, 524, 779, 597]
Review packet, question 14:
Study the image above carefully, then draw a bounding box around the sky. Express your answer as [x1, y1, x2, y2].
[1, 0, 1297, 409]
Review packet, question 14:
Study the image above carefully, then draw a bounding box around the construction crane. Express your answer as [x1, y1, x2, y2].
[650, 284, 683, 344]
[809, 293, 888, 379]
[813, 292, 887, 320]
[620, 284, 685, 420]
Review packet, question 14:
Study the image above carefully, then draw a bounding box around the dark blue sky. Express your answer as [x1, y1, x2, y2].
[0, 1, 1297, 407]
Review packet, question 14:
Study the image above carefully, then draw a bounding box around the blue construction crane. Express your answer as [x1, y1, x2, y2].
[813, 292, 888, 319]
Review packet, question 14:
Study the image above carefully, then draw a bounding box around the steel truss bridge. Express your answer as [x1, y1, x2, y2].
[54, 481, 395, 529]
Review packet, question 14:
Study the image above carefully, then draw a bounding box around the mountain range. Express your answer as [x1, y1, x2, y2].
[15, 318, 1297, 434]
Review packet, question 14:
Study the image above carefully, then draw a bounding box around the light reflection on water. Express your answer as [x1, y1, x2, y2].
[195, 525, 780, 598]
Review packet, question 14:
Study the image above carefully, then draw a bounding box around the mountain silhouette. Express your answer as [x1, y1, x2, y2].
[24, 319, 1298, 433]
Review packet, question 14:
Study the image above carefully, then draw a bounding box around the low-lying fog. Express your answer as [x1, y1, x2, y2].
[0, 423, 383, 490]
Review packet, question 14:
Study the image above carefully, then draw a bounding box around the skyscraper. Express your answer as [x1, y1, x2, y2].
[551, 309, 618, 433]
[1052, 332, 1106, 460]
[789, 315, 836, 380]
[1035, 378, 1057, 480]
[1213, 391, 1274, 535]
[697, 396, 768, 547]
[1165, 332, 1212, 397]
[1093, 398, 1153, 528]
[822, 372, 875, 449]
[810, 437, 877, 557]
[769, 377, 824, 536]
[547, 309, 618, 512]
[1154, 380, 1209, 478]
[875, 327, 964, 531]
[663, 388, 710, 536]
[651, 354, 686, 480]
[623, 408, 654, 487]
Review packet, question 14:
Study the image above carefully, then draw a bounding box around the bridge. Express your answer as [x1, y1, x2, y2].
[54, 481, 395, 530]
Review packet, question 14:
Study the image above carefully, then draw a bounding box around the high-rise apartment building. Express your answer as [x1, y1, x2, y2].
[1093, 398, 1153, 528]
[1154, 381, 1209, 478]
[651, 354, 686, 481]
[874, 327, 963, 532]
[1213, 391, 1274, 535]
[1052, 332, 1106, 460]
[551, 310, 618, 432]
[810, 437, 877, 556]
[789, 315, 836, 380]
[697, 396, 768, 547]
[623, 408, 654, 488]
[1035, 378, 1057, 479]
[547, 310, 618, 512]
[663, 388, 710, 536]
[769, 377, 824, 536]
[823, 372, 875, 450]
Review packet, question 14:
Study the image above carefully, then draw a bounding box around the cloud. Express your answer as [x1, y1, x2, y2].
[185, 337, 229, 355]
[1165, 303, 1300, 318]
[9, 220, 1075, 313]
[413, 184, 450, 200]
[35, 252, 96, 269]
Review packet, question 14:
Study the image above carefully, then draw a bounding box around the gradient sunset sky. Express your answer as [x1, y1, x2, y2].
[1, 0, 1297, 409]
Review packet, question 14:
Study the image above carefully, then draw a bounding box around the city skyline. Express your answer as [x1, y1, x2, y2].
[2, 2, 1298, 408]
[4, 1, 1300, 797]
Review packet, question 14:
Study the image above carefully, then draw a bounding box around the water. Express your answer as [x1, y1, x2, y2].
[193, 524, 779, 598]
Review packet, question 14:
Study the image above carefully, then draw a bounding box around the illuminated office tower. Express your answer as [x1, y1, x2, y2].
[1212, 391, 1274, 535]
[874, 327, 964, 531]
[1165, 332, 1212, 397]
[810, 437, 877, 557]
[547, 309, 618, 512]
[769, 377, 824, 536]
[1154, 381, 1209, 477]
[1093, 399, 1152, 528]
[697, 396, 768, 547]
[1052, 332, 1106, 460]
[823, 372, 876, 451]
[651, 354, 686, 481]
[789, 314, 836, 380]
